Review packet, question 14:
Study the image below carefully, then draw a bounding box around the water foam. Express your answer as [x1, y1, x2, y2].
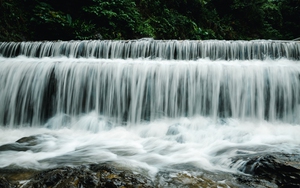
[1, 113, 300, 175]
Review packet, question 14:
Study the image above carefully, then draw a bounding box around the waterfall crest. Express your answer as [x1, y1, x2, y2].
[1, 40, 299, 60]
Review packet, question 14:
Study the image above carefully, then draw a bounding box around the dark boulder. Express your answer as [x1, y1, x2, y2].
[19, 164, 153, 188]
[0, 177, 13, 188]
[234, 153, 300, 187]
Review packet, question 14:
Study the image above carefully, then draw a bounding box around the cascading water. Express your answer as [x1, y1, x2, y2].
[1, 39, 300, 180]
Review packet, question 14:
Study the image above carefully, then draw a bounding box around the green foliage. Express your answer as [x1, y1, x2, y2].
[0, 0, 29, 41]
[208, 0, 286, 39]
[83, 0, 154, 39]
[278, 0, 300, 39]
[0, 0, 299, 41]
[32, 2, 70, 26]
[148, 9, 198, 39]
[72, 21, 96, 40]
[260, 0, 282, 39]
[29, 1, 96, 40]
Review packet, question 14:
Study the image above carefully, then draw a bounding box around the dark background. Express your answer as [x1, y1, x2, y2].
[0, 0, 299, 41]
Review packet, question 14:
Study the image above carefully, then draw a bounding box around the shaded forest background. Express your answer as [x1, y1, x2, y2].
[0, 0, 299, 41]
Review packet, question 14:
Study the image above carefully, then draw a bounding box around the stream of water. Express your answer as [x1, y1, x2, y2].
[0, 39, 299, 177]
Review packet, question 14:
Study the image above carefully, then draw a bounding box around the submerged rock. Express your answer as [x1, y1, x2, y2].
[0, 135, 44, 153]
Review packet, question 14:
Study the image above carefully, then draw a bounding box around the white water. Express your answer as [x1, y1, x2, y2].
[0, 40, 300, 176]
[1, 114, 300, 176]
[1, 40, 300, 60]
[1, 57, 300, 126]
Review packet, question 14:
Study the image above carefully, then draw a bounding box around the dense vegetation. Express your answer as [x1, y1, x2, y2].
[0, 0, 299, 41]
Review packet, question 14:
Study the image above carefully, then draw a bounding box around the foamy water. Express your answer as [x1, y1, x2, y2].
[1, 113, 300, 176]
[1, 40, 300, 178]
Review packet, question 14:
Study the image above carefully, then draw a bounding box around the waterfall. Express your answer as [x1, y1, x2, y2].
[1, 39, 299, 60]
[1, 40, 300, 176]
[0, 40, 300, 126]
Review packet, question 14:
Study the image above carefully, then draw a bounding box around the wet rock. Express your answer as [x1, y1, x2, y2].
[0, 168, 37, 182]
[0, 177, 13, 188]
[234, 153, 300, 187]
[0, 143, 31, 152]
[166, 124, 180, 136]
[0, 135, 41, 152]
[20, 166, 97, 188]
[16, 135, 40, 146]
[2, 154, 300, 188]
[155, 171, 236, 188]
[10, 164, 154, 188]
[166, 124, 185, 143]
[90, 164, 153, 187]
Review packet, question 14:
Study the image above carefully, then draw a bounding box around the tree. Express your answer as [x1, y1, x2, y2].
[279, 0, 300, 39]
[83, 0, 154, 39]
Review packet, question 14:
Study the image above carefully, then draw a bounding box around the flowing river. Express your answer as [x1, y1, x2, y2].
[0, 39, 300, 182]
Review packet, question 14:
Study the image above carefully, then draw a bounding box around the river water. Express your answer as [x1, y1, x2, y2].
[0, 40, 300, 178]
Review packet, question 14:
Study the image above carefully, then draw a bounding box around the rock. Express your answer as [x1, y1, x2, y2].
[233, 153, 300, 187]
[155, 171, 234, 188]
[1, 153, 300, 188]
[0, 177, 13, 188]
[90, 164, 154, 187]
[0, 135, 43, 152]
[166, 124, 180, 136]
[0, 168, 37, 183]
[0, 143, 30, 152]
[16, 135, 40, 146]
[0, 163, 154, 187]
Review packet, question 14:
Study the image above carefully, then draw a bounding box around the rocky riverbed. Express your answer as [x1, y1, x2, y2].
[1, 153, 300, 188]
